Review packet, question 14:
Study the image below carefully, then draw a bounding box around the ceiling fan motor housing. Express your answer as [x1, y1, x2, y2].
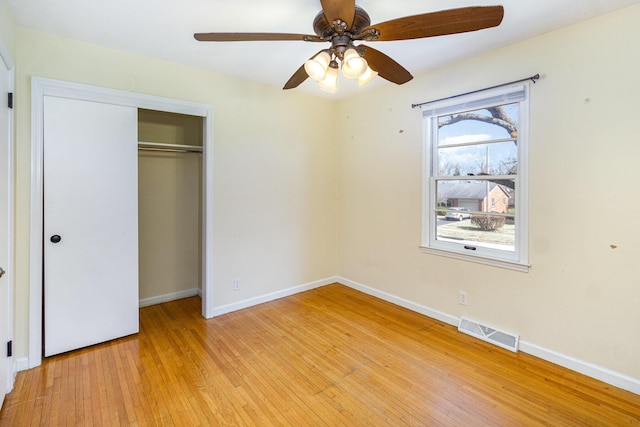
[312, 6, 372, 38]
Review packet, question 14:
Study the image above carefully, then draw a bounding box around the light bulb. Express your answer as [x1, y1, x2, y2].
[357, 66, 378, 87]
[304, 51, 331, 81]
[318, 63, 338, 92]
[341, 48, 367, 79]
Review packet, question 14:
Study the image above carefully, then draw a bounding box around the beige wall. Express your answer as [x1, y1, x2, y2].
[336, 5, 640, 379]
[138, 151, 202, 300]
[13, 28, 337, 358]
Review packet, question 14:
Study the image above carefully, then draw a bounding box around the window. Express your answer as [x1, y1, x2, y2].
[421, 85, 529, 271]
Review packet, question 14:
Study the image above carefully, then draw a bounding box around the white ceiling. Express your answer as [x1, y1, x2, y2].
[8, 0, 640, 98]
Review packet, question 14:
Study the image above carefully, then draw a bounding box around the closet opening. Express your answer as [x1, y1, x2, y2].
[138, 109, 203, 308]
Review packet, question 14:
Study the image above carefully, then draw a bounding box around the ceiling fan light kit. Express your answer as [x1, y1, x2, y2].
[317, 61, 340, 92]
[357, 66, 378, 87]
[341, 48, 368, 79]
[194, 2, 505, 93]
[304, 47, 374, 90]
[304, 51, 332, 81]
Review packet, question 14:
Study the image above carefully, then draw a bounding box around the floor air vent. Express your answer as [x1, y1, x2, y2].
[458, 317, 519, 352]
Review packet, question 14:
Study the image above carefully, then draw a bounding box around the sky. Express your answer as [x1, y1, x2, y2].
[436, 103, 518, 176]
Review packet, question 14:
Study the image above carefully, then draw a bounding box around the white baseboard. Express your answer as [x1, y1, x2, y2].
[335, 276, 459, 327]
[15, 356, 29, 372]
[139, 288, 200, 308]
[209, 277, 336, 317]
[519, 341, 640, 395]
[335, 276, 640, 396]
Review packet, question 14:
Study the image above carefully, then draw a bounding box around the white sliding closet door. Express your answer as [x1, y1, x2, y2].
[44, 96, 139, 357]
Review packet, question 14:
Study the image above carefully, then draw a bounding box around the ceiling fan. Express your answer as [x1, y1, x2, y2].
[194, 1, 504, 91]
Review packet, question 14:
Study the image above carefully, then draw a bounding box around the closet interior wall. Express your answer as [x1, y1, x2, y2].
[138, 109, 203, 304]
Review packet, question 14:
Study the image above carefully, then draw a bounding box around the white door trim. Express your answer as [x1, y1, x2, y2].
[0, 37, 15, 401]
[29, 77, 215, 368]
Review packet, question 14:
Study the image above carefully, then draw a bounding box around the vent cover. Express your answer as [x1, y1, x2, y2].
[458, 317, 519, 352]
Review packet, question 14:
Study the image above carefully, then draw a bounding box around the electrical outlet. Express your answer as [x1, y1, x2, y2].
[234, 279, 240, 291]
[459, 291, 468, 305]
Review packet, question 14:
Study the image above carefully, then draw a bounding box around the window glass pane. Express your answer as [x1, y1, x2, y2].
[437, 103, 518, 146]
[437, 141, 518, 176]
[436, 180, 515, 252]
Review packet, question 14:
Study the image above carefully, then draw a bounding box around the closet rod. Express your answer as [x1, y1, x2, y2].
[138, 141, 203, 153]
[138, 147, 201, 153]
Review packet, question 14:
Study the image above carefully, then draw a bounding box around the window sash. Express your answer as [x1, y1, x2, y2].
[421, 85, 526, 117]
[421, 84, 529, 271]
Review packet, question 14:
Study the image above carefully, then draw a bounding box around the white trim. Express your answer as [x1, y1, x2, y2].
[28, 79, 44, 369]
[519, 341, 640, 395]
[202, 107, 215, 318]
[1, 44, 15, 398]
[336, 276, 640, 396]
[210, 277, 335, 317]
[31, 77, 210, 116]
[139, 289, 200, 308]
[419, 246, 530, 272]
[6, 65, 14, 395]
[29, 77, 214, 368]
[335, 276, 459, 326]
[13, 357, 28, 373]
[419, 84, 527, 116]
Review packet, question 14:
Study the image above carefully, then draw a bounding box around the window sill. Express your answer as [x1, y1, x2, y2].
[419, 246, 530, 272]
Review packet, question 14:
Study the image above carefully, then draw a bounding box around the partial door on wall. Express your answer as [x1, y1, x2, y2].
[43, 96, 139, 357]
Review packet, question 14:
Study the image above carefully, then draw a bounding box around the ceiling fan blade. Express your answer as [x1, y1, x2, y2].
[320, 0, 356, 29]
[283, 63, 309, 90]
[360, 44, 412, 85]
[194, 32, 315, 42]
[363, 6, 504, 41]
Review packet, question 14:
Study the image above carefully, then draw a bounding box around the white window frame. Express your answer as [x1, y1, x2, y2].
[420, 84, 530, 272]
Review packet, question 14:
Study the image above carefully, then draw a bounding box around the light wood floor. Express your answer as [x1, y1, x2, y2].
[1, 284, 639, 426]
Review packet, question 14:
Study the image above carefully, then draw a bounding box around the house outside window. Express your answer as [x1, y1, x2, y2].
[420, 84, 529, 271]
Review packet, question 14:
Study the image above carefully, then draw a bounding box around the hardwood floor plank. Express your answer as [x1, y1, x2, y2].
[2, 284, 639, 426]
